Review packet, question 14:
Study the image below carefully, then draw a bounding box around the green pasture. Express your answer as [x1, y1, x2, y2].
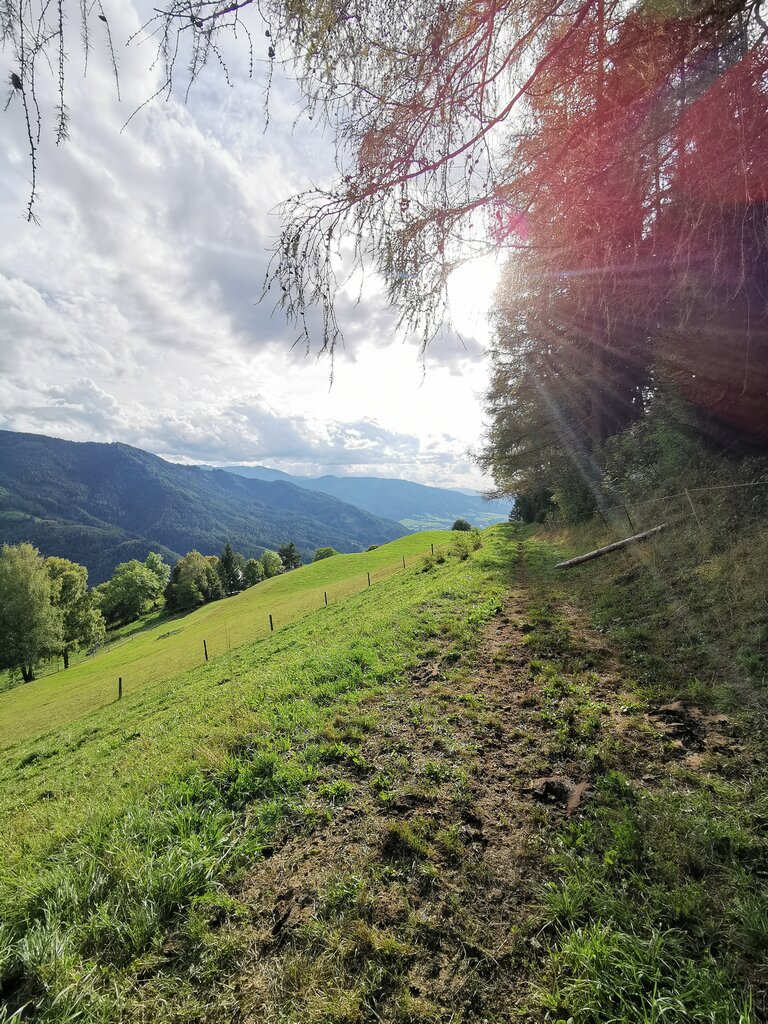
[0, 528, 504, 1023]
[0, 531, 451, 753]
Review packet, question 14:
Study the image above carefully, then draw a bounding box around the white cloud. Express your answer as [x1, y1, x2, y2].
[0, 2, 495, 490]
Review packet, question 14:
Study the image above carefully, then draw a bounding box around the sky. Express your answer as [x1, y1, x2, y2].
[0, 3, 500, 490]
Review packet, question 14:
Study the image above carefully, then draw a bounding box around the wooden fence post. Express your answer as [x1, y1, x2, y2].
[118, 677, 122, 700]
[269, 614, 274, 631]
[203, 640, 208, 662]
[367, 572, 371, 587]
[402, 555, 406, 569]
[324, 591, 328, 606]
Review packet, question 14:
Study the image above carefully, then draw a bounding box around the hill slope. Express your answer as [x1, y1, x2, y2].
[214, 464, 511, 529]
[0, 431, 408, 582]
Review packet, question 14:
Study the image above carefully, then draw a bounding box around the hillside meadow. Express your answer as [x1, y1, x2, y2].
[0, 531, 452, 751]
[0, 523, 766, 1023]
[0, 531, 500, 962]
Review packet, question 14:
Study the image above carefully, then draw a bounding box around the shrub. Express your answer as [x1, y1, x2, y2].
[313, 547, 339, 562]
[451, 518, 472, 531]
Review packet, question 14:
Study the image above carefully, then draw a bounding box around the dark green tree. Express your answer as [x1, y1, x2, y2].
[313, 547, 338, 562]
[166, 551, 224, 611]
[217, 543, 245, 595]
[451, 519, 472, 532]
[243, 558, 265, 588]
[278, 542, 302, 570]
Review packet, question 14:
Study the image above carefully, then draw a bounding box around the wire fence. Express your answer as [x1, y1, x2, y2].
[592, 479, 768, 539]
[1, 538, 455, 695]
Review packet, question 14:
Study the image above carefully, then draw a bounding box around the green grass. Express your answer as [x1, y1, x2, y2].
[508, 524, 768, 1024]
[0, 528, 505, 1022]
[0, 531, 452, 751]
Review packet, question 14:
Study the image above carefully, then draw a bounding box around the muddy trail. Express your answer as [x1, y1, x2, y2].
[204, 542, 754, 1023]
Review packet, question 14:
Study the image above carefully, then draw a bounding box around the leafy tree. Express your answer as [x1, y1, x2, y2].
[144, 552, 171, 591]
[451, 519, 471, 532]
[243, 558, 265, 588]
[0, 543, 62, 682]
[509, 488, 554, 525]
[165, 551, 223, 611]
[217, 543, 245, 595]
[260, 550, 284, 579]
[97, 560, 166, 626]
[313, 547, 338, 562]
[46, 556, 106, 668]
[277, 542, 301, 570]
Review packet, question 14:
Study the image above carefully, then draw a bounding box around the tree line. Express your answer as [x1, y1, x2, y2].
[0, 539, 329, 683]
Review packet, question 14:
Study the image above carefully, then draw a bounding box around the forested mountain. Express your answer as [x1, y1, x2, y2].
[209, 465, 510, 529]
[0, 432, 408, 582]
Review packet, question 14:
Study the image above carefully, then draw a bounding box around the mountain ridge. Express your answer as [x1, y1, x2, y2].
[205, 464, 510, 529]
[0, 431, 408, 582]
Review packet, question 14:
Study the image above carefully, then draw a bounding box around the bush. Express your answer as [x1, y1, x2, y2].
[313, 547, 339, 562]
[452, 519, 472, 531]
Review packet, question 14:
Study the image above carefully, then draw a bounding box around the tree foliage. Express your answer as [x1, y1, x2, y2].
[243, 557, 265, 587]
[166, 551, 224, 610]
[451, 519, 471, 532]
[474, 0, 768, 515]
[97, 554, 168, 625]
[217, 543, 245, 595]
[0, 543, 62, 682]
[46, 556, 106, 668]
[277, 542, 302, 570]
[313, 546, 338, 561]
[10, 1, 762, 347]
[260, 550, 285, 578]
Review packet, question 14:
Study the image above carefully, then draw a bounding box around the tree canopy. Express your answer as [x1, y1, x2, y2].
[97, 554, 169, 625]
[278, 542, 302, 570]
[0, 543, 62, 682]
[313, 547, 338, 561]
[260, 550, 285, 579]
[166, 551, 224, 610]
[5, 0, 765, 358]
[46, 556, 106, 668]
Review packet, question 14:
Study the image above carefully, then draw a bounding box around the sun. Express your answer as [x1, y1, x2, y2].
[447, 253, 502, 343]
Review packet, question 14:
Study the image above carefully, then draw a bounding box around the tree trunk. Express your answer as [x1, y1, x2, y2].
[21, 664, 35, 683]
[63, 649, 70, 669]
[555, 524, 667, 569]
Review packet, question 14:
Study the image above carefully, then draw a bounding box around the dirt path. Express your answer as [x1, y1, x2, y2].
[217, 548, 749, 1023]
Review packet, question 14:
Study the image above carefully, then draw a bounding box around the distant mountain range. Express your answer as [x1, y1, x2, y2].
[0, 432, 408, 583]
[208, 465, 510, 530]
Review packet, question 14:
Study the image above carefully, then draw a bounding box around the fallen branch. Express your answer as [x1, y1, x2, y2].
[555, 524, 668, 570]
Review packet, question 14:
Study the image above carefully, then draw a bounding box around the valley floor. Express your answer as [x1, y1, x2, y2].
[2, 526, 766, 1022]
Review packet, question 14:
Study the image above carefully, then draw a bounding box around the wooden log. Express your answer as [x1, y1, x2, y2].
[555, 524, 668, 570]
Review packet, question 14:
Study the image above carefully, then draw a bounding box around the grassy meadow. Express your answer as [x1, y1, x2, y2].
[0, 527, 502, 1021]
[0, 532, 452, 751]
[1, 522, 766, 1023]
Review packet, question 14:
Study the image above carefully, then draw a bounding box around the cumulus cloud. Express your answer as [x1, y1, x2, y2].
[0, 1, 494, 490]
